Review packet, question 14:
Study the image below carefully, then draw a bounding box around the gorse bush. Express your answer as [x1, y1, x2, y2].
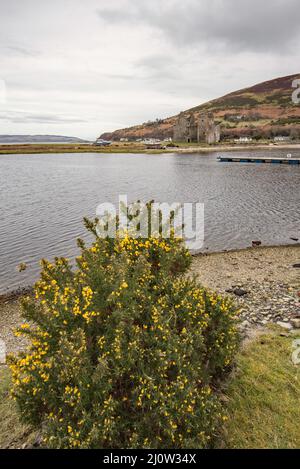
[9, 212, 239, 449]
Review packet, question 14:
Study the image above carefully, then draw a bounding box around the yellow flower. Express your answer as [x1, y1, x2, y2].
[20, 323, 30, 329]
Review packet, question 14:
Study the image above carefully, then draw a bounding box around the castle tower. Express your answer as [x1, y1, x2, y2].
[174, 112, 220, 144]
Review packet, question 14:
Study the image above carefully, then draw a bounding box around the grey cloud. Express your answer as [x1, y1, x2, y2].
[0, 0, 299, 139]
[97, 0, 300, 53]
[135, 54, 180, 81]
[137, 55, 173, 71]
[5, 45, 40, 57]
[104, 73, 135, 81]
[0, 111, 86, 124]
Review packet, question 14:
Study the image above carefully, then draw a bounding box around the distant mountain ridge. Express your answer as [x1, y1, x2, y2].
[100, 73, 300, 141]
[0, 135, 90, 144]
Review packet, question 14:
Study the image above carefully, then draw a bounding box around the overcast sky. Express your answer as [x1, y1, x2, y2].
[0, 0, 300, 140]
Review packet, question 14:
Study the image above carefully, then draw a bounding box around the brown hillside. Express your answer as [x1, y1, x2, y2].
[100, 73, 300, 141]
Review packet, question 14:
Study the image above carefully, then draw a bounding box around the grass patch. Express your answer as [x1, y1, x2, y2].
[0, 143, 148, 155]
[219, 329, 300, 448]
[0, 366, 36, 449]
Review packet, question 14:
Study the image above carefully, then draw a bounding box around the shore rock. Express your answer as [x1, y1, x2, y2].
[291, 319, 300, 329]
[276, 321, 293, 330]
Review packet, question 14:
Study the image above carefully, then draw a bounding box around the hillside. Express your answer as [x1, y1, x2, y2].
[100, 74, 300, 141]
[0, 135, 90, 144]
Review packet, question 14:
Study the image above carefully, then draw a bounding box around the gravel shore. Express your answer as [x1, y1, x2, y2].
[191, 244, 300, 335]
[1, 244, 299, 355]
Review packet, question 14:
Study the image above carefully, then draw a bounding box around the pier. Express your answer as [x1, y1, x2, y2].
[218, 156, 300, 165]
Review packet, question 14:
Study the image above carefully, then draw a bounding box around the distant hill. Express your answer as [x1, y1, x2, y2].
[0, 135, 90, 144]
[100, 73, 300, 141]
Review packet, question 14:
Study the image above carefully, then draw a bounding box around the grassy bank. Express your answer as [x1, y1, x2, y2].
[0, 143, 152, 155]
[0, 367, 37, 449]
[1, 328, 300, 448]
[219, 328, 300, 448]
[1, 142, 300, 155]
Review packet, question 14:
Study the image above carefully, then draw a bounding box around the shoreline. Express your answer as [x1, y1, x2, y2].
[1, 142, 300, 155]
[0, 286, 33, 305]
[191, 243, 300, 286]
[191, 244, 300, 336]
[1, 243, 299, 301]
[174, 143, 300, 154]
[192, 241, 300, 257]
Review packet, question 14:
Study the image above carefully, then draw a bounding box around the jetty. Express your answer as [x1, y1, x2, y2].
[218, 155, 300, 165]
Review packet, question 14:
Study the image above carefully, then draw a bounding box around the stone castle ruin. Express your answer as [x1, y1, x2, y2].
[173, 112, 220, 144]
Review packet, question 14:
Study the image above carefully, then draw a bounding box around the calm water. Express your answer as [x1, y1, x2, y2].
[0, 150, 299, 293]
